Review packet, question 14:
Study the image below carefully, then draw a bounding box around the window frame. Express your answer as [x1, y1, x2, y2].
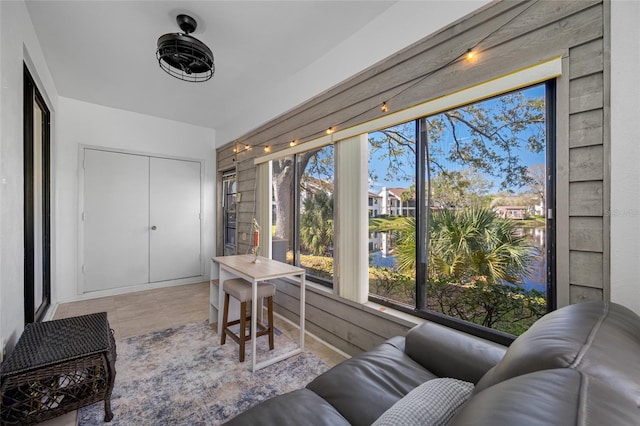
[368, 80, 557, 345]
[257, 60, 563, 344]
[221, 170, 237, 254]
[274, 149, 336, 288]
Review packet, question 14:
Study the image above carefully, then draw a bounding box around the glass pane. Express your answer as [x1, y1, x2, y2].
[424, 84, 548, 335]
[222, 173, 237, 251]
[33, 101, 44, 311]
[367, 122, 417, 306]
[272, 156, 295, 265]
[298, 146, 334, 281]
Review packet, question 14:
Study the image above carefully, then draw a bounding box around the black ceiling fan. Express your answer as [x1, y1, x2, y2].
[156, 14, 214, 83]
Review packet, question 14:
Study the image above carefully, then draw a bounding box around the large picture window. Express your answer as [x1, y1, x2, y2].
[272, 146, 335, 285]
[368, 82, 554, 338]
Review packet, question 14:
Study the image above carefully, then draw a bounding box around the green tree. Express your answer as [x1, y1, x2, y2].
[368, 90, 545, 192]
[370, 208, 542, 332]
[369, 215, 416, 274]
[428, 208, 533, 285]
[431, 169, 493, 209]
[370, 208, 533, 284]
[272, 146, 333, 244]
[299, 190, 334, 256]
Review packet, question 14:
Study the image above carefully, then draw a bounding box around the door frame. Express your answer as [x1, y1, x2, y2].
[77, 145, 205, 296]
[24, 64, 51, 324]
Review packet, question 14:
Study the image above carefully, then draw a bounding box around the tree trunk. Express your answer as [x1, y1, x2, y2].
[272, 152, 315, 243]
[273, 159, 293, 241]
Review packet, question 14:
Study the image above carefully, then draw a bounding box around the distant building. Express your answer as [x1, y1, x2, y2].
[368, 192, 382, 217]
[378, 187, 416, 217]
[368, 192, 382, 252]
[493, 206, 528, 220]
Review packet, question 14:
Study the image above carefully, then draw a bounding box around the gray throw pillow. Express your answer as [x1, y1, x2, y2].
[372, 378, 474, 426]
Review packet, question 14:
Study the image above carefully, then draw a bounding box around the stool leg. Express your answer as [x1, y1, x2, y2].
[239, 301, 247, 362]
[221, 293, 230, 345]
[268, 296, 274, 350]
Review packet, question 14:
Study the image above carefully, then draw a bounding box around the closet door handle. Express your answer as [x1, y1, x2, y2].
[151, 225, 157, 230]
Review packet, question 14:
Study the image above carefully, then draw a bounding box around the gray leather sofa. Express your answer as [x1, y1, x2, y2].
[225, 301, 640, 425]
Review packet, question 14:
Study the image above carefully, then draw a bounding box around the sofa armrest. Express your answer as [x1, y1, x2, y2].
[405, 322, 507, 384]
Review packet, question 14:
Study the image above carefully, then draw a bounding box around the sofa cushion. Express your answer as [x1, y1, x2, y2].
[450, 369, 640, 426]
[480, 301, 640, 406]
[405, 321, 506, 384]
[372, 378, 474, 426]
[307, 338, 436, 426]
[222, 388, 350, 426]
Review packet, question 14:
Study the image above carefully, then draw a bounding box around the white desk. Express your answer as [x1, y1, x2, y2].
[212, 254, 306, 372]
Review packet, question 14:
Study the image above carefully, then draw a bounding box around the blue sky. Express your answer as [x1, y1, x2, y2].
[368, 84, 546, 194]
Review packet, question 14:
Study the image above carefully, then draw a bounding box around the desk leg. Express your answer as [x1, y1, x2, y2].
[299, 274, 305, 351]
[251, 279, 258, 372]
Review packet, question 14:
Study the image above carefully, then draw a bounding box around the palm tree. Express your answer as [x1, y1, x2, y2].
[369, 215, 416, 274]
[369, 208, 534, 285]
[299, 191, 334, 256]
[429, 208, 533, 285]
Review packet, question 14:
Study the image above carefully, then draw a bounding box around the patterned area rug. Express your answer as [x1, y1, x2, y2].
[78, 321, 328, 425]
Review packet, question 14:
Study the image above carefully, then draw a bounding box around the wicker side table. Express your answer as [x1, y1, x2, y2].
[0, 312, 117, 425]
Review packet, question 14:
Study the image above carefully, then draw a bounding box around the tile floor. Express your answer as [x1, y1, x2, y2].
[41, 281, 347, 426]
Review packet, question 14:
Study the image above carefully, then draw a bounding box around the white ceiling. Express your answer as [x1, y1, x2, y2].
[25, 1, 489, 144]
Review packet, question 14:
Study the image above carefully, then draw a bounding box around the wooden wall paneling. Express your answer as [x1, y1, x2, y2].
[236, 157, 257, 173]
[478, 1, 602, 51]
[569, 110, 603, 148]
[307, 296, 410, 339]
[274, 285, 383, 353]
[569, 39, 604, 79]
[217, 145, 236, 172]
[569, 251, 603, 288]
[236, 180, 256, 194]
[570, 284, 603, 303]
[235, 190, 255, 204]
[306, 303, 387, 352]
[569, 145, 604, 182]
[304, 321, 364, 357]
[237, 200, 256, 214]
[569, 217, 603, 252]
[273, 278, 412, 354]
[236, 212, 255, 224]
[569, 73, 604, 114]
[217, 149, 235, 162]
[569, 181, 603, 216]
[230, 1, 602, 154]
[217, 156, 235, 172]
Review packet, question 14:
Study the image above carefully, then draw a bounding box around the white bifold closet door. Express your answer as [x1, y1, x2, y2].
[83, 149, 201, 292]
[149, 157, 201, 282]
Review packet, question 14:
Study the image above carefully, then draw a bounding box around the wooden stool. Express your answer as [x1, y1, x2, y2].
[221, 278, 276, 362]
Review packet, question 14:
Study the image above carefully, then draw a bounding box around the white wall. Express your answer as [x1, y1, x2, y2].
[56, 97, 216, 302]
[610, 0, 640, 314]
[0, 0, 59, 352]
